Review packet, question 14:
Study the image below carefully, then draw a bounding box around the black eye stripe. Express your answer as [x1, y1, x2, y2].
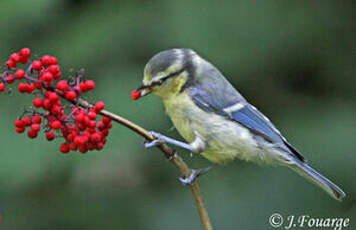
[137, 68, 186, 90]
[151, 68, 186, 86]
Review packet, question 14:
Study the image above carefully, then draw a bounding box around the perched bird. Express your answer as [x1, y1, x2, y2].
[134, 48, 345, 201]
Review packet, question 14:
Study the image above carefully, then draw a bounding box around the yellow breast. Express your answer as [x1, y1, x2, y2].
[163, 92, 196, 143]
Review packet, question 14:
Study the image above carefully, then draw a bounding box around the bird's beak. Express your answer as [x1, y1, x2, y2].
[136, 85, 153, 97]
[132, 84, 153, 100]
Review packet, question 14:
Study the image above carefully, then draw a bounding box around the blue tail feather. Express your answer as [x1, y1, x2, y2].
[289, 160, 345, 201]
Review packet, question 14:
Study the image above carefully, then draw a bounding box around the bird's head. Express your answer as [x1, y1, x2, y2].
[133, 49, 196, 100]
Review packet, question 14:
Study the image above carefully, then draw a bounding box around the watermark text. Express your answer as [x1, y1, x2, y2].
[269, 213, 350, 230]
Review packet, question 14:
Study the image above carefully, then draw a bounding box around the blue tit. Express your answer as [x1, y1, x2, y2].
[135, 48, 345, 201]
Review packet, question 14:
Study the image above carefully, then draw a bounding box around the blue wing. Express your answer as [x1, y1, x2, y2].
[189, 85, 305, 162]
[231, 104, 283, 143]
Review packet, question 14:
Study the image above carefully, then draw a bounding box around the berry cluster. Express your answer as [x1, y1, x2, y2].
[1, 48, 112, 154]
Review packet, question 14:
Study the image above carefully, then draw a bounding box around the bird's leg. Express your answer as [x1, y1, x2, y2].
[144, 131, 193, 151]
[179, 166, 212, 185]
[144, 131, 206, 153]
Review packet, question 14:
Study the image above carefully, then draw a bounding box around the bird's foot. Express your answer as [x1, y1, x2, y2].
[179, 166, 212, 185]
[143, 131, 166, 148]
[143, 139, 161, 148]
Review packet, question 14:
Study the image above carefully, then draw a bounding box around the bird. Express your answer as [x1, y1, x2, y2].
[134, 48, 346, 201]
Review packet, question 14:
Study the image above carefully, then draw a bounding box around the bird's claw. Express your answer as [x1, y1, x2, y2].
[143, 131, 165, 148]
[144, 139, 161, 148]
[179, 166, 212, 185]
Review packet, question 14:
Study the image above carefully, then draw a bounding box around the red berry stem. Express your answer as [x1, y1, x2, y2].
[24, 74, 43, 83]
[1, 70, 8, 79]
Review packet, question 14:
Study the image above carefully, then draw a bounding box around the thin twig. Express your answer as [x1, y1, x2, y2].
[76, 98, 214, 230]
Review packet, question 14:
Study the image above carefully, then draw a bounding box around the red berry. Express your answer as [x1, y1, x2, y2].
[54, 72, 61, 79]
[51, 120, 62, 130]
[41, 55, 52, 66]
[18, 83, 33, 93]
[27, 84, 35, 93]
[88, 128, 96, 133]
[33, 98, 43, 108]
[65, 91, 77, 101]
[94, 101, 105, 112]
[49, 65, 60, 74]
[131, 90, 142, 100]
[69, 142, 78, 151]
[20, 48, 31, 58]
[46, 131, 55, 141]
[87, 142, 96, 150]
[96, 142, 104, 150]
[44, 91, 51, 98]
[19, 56, 29, 64]
[27, 129, 38, 139]
[5, 75, 15, 84]
[43, 99, 52, 110]
[31, 123, 41, 132]
[6, 60, 16, 69]
[51, 105, 61, 115]
[72, 108, 80, 115]
[33, 82, 42, 89]
[78, 144, 88, 153]
[84, 116, 90, 126]
[88, 111, 97, 120]
[75, 113, 85, 123]
[18, 83, 29, 93]
[74, 136, 88, 145]
[90, 132, 102, 143]
[22, 117, 31, 126]
[79, 82, 86, 92]
[15, 127, 25, 133]
[102, 116, 111, 124]
[60, 143, 70, 153]
[56, 80, 68, 92]
[82, 131, 91, 138]
[66, 133, 75, 141]
[42, 72, 53, 81]
[10, 53, 21, 63]
[32, 115, 42, 124]
[15, 119, 24, 127]
[0, 83, 5, 92]
[49, 56, 58, 65]
[15, 69, 25, 79]
[101, 128, 109, 136]
[77, 123, 86, 131]
[32, 60, 42, 70]
[48, 92, 59, 102]
[85, 80, 95, 90]
[88, 120, 96, 129]
[97, 121, 105, 130]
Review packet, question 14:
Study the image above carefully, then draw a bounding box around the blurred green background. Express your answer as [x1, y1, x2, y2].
[0, 0, 355, 229]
